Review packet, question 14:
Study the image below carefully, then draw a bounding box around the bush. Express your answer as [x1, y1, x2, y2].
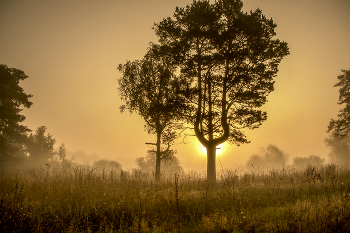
[293, 155, 325, 168]
[246, 144, 288, 169]
[93, 159, 122, 171]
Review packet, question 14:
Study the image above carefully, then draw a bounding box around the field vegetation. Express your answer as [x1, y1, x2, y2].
[1, 163, 350, 232]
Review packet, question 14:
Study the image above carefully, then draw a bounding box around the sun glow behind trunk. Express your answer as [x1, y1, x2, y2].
[198, 142, 225, 156]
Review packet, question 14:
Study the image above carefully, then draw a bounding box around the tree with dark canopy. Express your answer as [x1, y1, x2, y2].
[118, 44, 187, 182]
[0, 64, 33, 168]
[328, 69, 350, 138]
[154, 0, 289, 182]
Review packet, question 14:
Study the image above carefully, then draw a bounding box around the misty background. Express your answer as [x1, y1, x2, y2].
[1, 0, 349, 172]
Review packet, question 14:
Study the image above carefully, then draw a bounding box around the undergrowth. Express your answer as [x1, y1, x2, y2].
[1, 164, 350, 232]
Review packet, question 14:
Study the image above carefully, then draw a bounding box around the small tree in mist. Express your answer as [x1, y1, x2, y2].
[325, 134, 350, 164]
[0, 64, 33, 168]
[118, 44, 187, 182]
[26, 126, 56, 166]
[54, 143, 74, 168]
[246, 154, 266, 169]
[246, 144, 288, 169]
[154, 0, 289, 182]
[264, 144, 288, 167]
[328, 69, 350, 138]
[135, 149, 183, 177]
[56, 143, 67, 163]
[292, 155, 325, 168]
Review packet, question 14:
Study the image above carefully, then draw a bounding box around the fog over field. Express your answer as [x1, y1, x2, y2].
[2, 1, 350, 232]
[1, 0, 349, 172]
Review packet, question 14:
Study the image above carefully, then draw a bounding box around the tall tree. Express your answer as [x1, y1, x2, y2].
[154, 0, 289, 182]
[328, 69, 350, 138]
[0, 64, 33, 167]
[118, 44, 186, 182]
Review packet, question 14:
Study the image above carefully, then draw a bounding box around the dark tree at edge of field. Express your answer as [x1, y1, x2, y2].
[0, 64, 33, 168]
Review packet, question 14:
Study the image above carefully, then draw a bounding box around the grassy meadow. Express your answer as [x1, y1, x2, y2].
[1, 164, 350, 232]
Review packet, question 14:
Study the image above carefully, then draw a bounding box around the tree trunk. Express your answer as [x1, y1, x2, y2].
[155, 131, 161, 182]
[206, 143, 216, 183]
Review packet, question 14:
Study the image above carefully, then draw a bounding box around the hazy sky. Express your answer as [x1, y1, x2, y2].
[1, 0, 349, 171]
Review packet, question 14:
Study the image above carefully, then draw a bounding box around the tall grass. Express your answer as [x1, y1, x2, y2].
[1, 164, 350, 232]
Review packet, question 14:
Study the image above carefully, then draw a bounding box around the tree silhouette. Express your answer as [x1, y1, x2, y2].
[292, 155, 324, 168]
[0, 64, 33, 168]
[26, 126, 56, 165]
[246, 144, 288, 169]
[135, 149, 183, 177]
[154, 0, 289, 182]
[93, 159, 122, 171]
[325, 134, 350, 164]
[328, 69, 350, 138]
[55, 143, 72, 168]
[118, 44, 187, 182]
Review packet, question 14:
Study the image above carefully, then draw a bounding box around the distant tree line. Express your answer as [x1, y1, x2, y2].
[245, 138, 349, 170]
[245, 144, 325, 170]
[242, 68, 350, 170]
[0, 64, 72, 169]
[246, 144, 289, 169]
[0, 64, 183, 173]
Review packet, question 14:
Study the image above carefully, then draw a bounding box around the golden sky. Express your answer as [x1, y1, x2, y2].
[1, 0, 349, 171]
